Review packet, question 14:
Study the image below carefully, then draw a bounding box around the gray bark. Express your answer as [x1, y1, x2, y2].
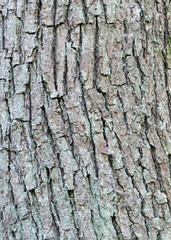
[0, 0, 171, 239]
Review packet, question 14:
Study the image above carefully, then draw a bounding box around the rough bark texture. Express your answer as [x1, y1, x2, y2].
[0, 0, 171, 239]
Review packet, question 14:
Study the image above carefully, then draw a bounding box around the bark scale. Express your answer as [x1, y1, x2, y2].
[0, 0, 171, 239]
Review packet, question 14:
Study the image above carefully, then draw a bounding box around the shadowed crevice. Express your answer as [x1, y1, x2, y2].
[77, 25, 99, 178]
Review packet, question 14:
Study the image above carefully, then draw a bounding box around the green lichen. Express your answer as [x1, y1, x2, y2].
[12, 120, 21, 129]
[155, 36, 171, 67]
[155, 49, 164, 62]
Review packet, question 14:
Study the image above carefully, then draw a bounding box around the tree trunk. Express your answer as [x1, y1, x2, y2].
[0, 0, 171, 239]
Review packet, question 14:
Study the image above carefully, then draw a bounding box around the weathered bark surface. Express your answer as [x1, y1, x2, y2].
[0, 0, 171, 239]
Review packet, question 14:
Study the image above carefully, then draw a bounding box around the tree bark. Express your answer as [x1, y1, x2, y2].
[0, 0, 171, 239]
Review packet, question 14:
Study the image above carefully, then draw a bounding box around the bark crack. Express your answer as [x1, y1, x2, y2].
[52, 0, 58, 90]
[162, 0, 171, 121]
[93, 16, 100, 89]
[81, 0, 88, 24]
[77, 25, 99, 178]
[46, 167, 61, 240]
[111, 213, 124, 240]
